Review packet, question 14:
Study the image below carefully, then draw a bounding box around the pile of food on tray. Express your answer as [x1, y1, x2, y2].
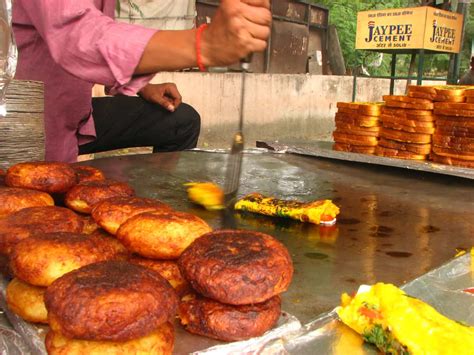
[0, 161, 298, 354]
[332, 85, 474, 168]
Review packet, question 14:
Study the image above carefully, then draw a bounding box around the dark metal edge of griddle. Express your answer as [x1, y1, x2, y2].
[257, 141, 474, 181]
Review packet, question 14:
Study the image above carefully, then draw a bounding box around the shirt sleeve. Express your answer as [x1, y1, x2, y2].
[19, 0, 157, 95]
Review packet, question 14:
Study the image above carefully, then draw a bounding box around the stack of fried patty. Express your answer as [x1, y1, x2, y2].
[177, 229, 293, 341]
[44, 261, 177, 354]
[333, 102, 383, 154]
[378, 92, 435, 160]
[0, 162, 129, 326]
[432, 98, 474, 168]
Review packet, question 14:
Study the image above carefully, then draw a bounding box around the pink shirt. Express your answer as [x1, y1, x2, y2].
[12, 0, 157, 162]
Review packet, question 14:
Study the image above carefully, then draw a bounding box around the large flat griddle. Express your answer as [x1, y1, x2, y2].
[0, 151, 472, 354]
[258, 140, 474, 180]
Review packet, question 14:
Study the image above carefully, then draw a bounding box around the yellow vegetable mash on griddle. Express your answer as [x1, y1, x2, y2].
[234, 193, 340, 225]
[337, 283, 474, 355]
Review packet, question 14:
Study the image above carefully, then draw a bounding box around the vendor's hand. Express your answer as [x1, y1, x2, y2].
[202, 0, 271, 67]
[139, 83, 182, 112]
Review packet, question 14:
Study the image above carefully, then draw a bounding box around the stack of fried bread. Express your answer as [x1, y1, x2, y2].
[467, 88, 474, 104]
[177, 230, 293, 341]
[378, 92, 435, 160]
[332, 102, 383, 154]
[432, 99, 474, 168]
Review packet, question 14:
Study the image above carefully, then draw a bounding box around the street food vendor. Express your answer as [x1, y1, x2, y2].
[12, 0, 271, 162]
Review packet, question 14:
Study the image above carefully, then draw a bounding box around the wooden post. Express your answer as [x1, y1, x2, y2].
[0, 80, 44, 169]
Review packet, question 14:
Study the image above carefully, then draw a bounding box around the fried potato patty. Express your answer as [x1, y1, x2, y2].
[45, 322, 174, 355]
[178, 229, 293, 305]
[72, 165, 106, 184]
[129, 257, 190, 296]
[5, 162, 77, 193]
[45, 261, 178, 342]
[80, 215, 100, 234]
[65, 179, 135, 214]
[0, 187, 54, 218]
[10, 232, 127, 287]
[117, 211, 212, 259]
[91, 196, 172, 235]
[6, 278, 48, 324]
[179, 295, 281, 341]
[0, 206, 83, 255]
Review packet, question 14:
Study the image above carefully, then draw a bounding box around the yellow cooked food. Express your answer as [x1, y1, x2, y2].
[337, 283, 474, 355]
[235, 193, 340, 225]
[185, 182, 224, 211]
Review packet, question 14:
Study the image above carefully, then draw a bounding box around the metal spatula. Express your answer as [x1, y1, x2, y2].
[223, 55, 252, 206]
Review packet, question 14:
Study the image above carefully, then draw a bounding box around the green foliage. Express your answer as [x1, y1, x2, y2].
[312, 0, 471, 78]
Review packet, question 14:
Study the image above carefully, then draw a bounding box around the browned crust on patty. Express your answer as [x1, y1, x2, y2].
[0, 206, 83, 255]
[45, 322, 175, 355]
[65, 179, 135, 214]
[5, 162, 77, 193]
[178, 230, 293, 305]
[45, 261, 178, 342]
[179, 295, 281, 341]
[72, 165, 106, 184]
[0, 187, 54, 218]
[0, 169, 5, 186]
[129, 257, 190, 296]
[6, 278, 48, 324]
[117, 211, 212, 259]
[10, 232, 128, 286]
[91, 196, 172, 235]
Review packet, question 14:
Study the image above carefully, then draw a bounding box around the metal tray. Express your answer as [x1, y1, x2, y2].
[258, 141, 474, 180]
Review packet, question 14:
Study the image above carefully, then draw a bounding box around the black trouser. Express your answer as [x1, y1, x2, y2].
[79, 96, 201, 154]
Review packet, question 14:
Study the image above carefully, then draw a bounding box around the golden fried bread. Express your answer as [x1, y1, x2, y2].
[336, 102, 359, 110]
[384, 100, 434, 110]
[91, 196, 172, 235]
[5, 162, 77, 193]
[179, 295, 281, 341]
[10, 232, 127, 286]
[45, 261, 178, 341]
[467, 97, 474, 104]
[433, 134, 474, 151]
[46, 323, 174, 355]
[0, 187, 54, 218]
[408, 91, 436, 100]
[335, 124, 380, 134]
[432, 147, 474, 161]
[129, 257, 190, 296]
[0, 206, 83, 256]
[6, 278, 48, 324]
[434, 108, 474, 117]
[378, 139, 432, 155]
[332, 132, 379, 146]
[436, 118, 474, 130]
[335, 113, 380, 128]
[72, 165, 106, 184]
[383, 95, 432, 105]
[380, 128, 432, 144]
[431, 153, 474, 168]
[381, 121, 435, 134]
[433, 95, 465, 103]
[408, 85, 437, 96]
[375, 146, 427, 160]
[380, 115, 435, 128]
[382, 107, 434, 119]
[358, 103, 384, 116]
[434, 102, 474, 111]
[178, 229, 293, 305]
[435, 85, 467, 97]
[117, 211, 212, 259]
[65, 179, 135, 214]
[333, 143, 376, 154]
[337, 107, 358, 115]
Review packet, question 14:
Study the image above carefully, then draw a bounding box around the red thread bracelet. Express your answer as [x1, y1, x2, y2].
[196, 24, 208, 72]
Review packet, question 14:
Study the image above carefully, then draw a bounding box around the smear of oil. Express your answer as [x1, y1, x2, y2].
[305, 252, 329, 260]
